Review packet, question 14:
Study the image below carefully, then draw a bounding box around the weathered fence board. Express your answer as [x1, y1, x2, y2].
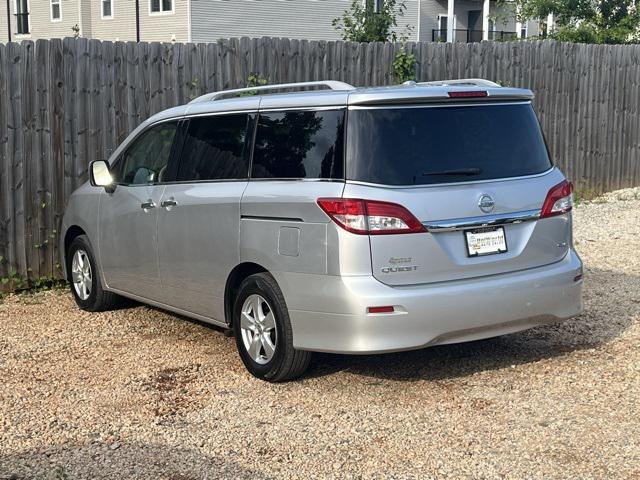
[0, 43, 8, 276]
[0, 37, 639, 284]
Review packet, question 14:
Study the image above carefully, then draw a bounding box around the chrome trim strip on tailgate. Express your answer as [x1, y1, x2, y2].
[345, 166, 555, 189]
[424, 209, 540, 232]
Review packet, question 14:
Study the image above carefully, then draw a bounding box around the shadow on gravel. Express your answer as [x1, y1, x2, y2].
[112, 268, 637, 384]
[305, 268, 639, 382]
[0, 442, 271, 480]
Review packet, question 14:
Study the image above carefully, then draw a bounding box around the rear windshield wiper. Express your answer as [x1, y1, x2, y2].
[422, 167, 482, 176]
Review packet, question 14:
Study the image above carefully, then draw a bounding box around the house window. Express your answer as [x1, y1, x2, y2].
[51, 0, 61, 21]
[438, 15, 447, 33]
[366, 0, 382, 13]
[150, 0, 173, 14]
[102, 0, 113, 19]
[520, 23, 528, 38]
[15, 0, 29, 35]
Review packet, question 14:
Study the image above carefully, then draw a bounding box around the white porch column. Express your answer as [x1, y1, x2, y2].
[76, 0, 83, 36]
[482, 0, 490, 40]
[515, 5, 522, 38]
[447, 0, 455, 42]
[547, 13, 555, 34]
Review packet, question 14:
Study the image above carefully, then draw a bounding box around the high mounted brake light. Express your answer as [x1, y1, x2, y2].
[448, 91, 488, 98]
[317, 198, 426, 235]
[367, 306, 395, 314]
[540, 180, 573, 218]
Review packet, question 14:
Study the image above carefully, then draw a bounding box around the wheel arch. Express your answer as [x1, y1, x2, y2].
[224, 262, 269, 326]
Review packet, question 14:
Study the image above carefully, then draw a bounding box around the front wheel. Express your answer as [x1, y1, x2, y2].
[67, 235, 123, 312]
[233, 273, 311, 382]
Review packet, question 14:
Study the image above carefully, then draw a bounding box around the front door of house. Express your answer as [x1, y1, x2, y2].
[468, 10, 482, 42]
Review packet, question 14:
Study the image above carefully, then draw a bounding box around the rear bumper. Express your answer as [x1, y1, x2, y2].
[274, 249, 583, 354]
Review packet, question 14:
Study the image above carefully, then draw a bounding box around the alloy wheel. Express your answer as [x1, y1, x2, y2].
[71, 249, 92, 301]
[240, 294, 278, 365]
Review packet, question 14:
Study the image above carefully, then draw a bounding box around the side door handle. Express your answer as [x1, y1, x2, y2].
[141, 200, 156, 210]
[160, 199, 178, 208]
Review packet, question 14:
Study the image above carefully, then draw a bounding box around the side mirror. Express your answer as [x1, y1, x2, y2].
[89, 160, 115, 192]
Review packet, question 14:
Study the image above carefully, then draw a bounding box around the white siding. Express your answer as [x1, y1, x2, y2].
[85, 0, 136, 41]
[191, 0, 419, 42]
[80, 0, 92, 37]
[86, 0, 188, 42]
[1, 0, 81, 42]
[140, 0, 189, 42]
[418, 0, 445, 41]
[0, 2, 8, 42]
[397, 0, 420, 41]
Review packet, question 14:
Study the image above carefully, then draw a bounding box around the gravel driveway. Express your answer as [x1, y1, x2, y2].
[1, 188, 639, 480]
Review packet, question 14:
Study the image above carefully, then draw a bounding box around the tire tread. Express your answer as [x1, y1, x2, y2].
[68, 235, 123, 312]
[237, 272, 311, 382]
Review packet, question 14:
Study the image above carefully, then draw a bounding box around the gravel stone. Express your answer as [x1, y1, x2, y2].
[1, 188, 639, 479]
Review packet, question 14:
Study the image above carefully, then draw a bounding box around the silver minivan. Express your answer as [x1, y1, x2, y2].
[61, 79, 583, 381]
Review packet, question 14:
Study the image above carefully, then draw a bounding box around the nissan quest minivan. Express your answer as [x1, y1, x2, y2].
[61, 79, 583, 381]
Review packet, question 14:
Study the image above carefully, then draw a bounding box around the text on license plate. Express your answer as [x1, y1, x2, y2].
[464, 227, 508, 257]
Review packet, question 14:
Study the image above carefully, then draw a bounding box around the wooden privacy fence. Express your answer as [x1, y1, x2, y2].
[0, 37, 639, 283]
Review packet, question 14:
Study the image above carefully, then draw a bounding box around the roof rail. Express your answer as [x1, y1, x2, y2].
[413, 78, 501, 88]
[189, 80, 356, 104]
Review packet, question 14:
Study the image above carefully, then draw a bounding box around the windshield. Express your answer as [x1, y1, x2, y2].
[346, 103, 552, 186]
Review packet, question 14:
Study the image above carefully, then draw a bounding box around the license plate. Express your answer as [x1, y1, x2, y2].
[464, 227, 508, 257]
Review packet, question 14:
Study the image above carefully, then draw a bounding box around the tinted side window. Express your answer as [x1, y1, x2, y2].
[118, 122, 178, 185]
[251, 110, 345, 179]
[176, 113, 252, 181]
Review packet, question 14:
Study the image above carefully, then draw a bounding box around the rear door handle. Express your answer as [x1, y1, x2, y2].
[160, 199, 177, 208]
[141, 201, 156, 210]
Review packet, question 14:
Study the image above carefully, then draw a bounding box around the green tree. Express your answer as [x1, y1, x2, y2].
[505, 0, 640, 43]
[332, 0, 411, 42]
[333, 0, 417, 84]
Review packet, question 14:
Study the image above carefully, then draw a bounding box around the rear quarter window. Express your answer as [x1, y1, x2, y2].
[346, 103, 552, 186]
[251, 109, 345, 180]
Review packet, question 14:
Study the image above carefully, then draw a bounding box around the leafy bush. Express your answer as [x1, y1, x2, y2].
[239, 73, 269, 96]
[393, 47, 416, 83]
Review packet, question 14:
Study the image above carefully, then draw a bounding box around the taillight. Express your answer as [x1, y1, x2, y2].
[540, 180, 573, 218]
[317, 198, 426, 235]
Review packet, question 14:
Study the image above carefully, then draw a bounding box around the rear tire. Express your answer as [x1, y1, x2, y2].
[67, 235, 122, 312]
[233, 272, 311, 382]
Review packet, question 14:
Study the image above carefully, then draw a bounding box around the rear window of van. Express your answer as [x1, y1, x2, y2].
[346, 103, 552, 186]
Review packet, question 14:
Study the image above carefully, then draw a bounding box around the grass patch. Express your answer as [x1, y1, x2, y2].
[573, 188, 603, 205]
[0, 276, 66, 302]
